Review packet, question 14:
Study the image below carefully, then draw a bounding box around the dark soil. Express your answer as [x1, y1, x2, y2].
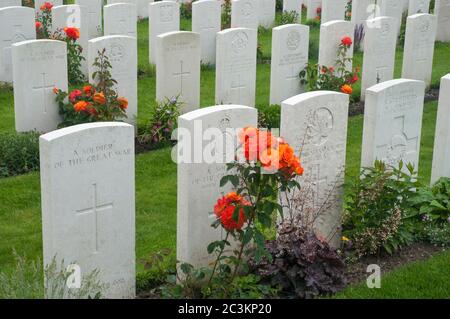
[345, 242, 447, 286]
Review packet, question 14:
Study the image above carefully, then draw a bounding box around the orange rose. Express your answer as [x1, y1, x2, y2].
[93, 92, 106, 105]
[53, 87, 59, 95]
[340, 84, 353, 95]
[117, 97, 128, 109]
[239, 127, 276, 162]
[64, 27, 80, 40]
[74, 101, 90, 112]
[260, 142, 304, 177]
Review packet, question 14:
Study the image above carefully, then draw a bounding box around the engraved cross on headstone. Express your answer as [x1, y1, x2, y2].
[75, 183, 114, 254]
[173, 60, 190, 95]
[311, 163, 328, 209]
[209, 188, 227, 240]
[231, 73, 246, 102]
[4, 24, 24, 43]
[376, 115, 419, 166]
[286, 69, 299, 92]
[32, 72, 54, 115]
[376, 65, 388, 84]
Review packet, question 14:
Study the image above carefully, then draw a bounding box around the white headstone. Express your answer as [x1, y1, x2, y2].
[408, 0, 430, 15]
[156, 31, 200, 114]
[215, 28, 257, 107]
[351, 0, 376, 27]
[104, 3, 137, 38]
[107, 0, 138, 17]
[281, 91, 349, 248]
[258, 0, 276, 29]
[321, 0, 347, 24]
[40, 122, 135, 299]
[378, 0, 404, 35]
[149, 1, 180, 64]
[306, 0, 322, 20]
[435, 0, 450, 42]
[431, 74, 450, 184]
[177, 105, 257, 268]
[88, 35, 138, 126]
[12, 40, 67, 133]
[138, 0, 154, 19]
[75, 0, 102, 39]
[361, 79, 425, 172]
[0, 0, 21, 8]
[35, 0, 63, 13]
[318, 20, 354, 71]
[360, 16, 397, 101]
[52, 4, 89, 78]
[192, 0, 221, 65]
[0, 6, 36, 83]
[270, 24, 309, 105]
[283, 0, 302, 22]
[401, 14, 437, 87]
[231, 0, 258, 29]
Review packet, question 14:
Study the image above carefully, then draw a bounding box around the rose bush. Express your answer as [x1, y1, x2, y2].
[300, 36, 360, 99]
[35, 2, 53, 39]
[201, 128, 304, 296]
[54, 49, 128, 127]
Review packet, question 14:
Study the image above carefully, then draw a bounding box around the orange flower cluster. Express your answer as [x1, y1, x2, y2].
[214, 192, 251, 231]
[64, 27, 80, 40]
[340, 84, 353, 95]
[40, 2, 53, 12]
[93, 92, 106, 105]
[54, 85, 128, 115]
[239, 127, 304, 178]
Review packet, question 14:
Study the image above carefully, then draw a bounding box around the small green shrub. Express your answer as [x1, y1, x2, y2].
[0, 252, 43, 299]
[0, 132, 40, 178]
[221, 0, 232, 29]
[137, 97, 181, 146]
[280, 11, 300, 25]
[0, 252, 105, 299]
[409, 178, 450, 224]
[419, 220, 450, 247]
[180, 1, 194, 20]
[343, 161, 418, 257]
[137, 249, 176, 293]
[257, 104, 280, 129]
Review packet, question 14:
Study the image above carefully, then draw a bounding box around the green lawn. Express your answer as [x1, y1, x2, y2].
[335, 249, 450, 299]
[0, 13, 449, 297]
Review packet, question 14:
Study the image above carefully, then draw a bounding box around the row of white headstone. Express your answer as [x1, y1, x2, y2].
[3, 1, 448, 134]
[39, 73, 450, 298]
[0, 0, 155, 19]
[0, 4, 138, 132]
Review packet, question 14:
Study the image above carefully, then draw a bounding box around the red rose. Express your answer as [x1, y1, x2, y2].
[214, 192, 250, 231]
[341, 36, 353, 47]
[40, 2, 53, 12]
[64, 27, 80, 40]
[69, 89, 82, 103]
[35, 21, 42, 30]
